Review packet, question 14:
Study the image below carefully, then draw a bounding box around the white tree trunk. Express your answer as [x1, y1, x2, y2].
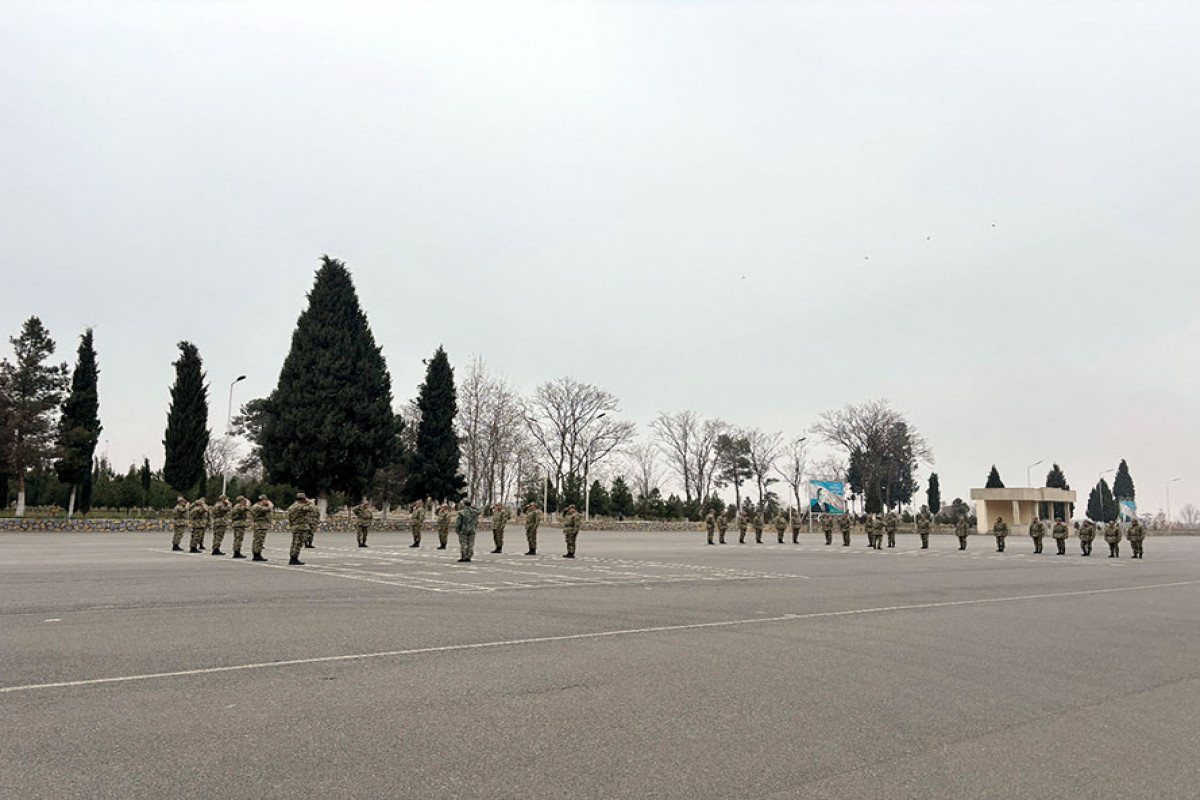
[67, 485, 77, 519]
[16, 475, 27, 518]
[316, 492, 329, 521]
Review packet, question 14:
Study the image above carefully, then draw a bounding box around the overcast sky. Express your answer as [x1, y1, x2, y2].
[3, 1, 1197, 516]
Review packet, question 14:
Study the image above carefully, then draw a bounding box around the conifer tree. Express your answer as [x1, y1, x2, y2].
[985, 465, 1004, 488]
[926, 473, 941, 516]
[610, 476, 634, 518]
[162, 341, 210, 494]
[1045, 462, 1073, 519]
[1087, 478, 1118, 522]
[1112, 459, 1135, 500]
[259, 257, 398, 510]
[404, 346, 465, 502]
[55, 328, 102, 516]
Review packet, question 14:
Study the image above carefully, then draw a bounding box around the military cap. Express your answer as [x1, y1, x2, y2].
[258, 494, 268, 501]
[297, 492, 307, 500]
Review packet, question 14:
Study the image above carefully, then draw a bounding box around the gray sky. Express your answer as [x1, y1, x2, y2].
[3, 1, 1198, 516]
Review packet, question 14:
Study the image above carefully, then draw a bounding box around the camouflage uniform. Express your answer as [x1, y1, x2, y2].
[773, 513, 787, 543]
[884, 512, 898, 548]
[737, 511, 748, 544]
[716, 509, 729, 544]
[437, 505, 453, 550]
[285, 494, 314, 564]
[839, 514, 851, 546]
[210, 496, 232, 555]
[249, 496, 273, 560]
[955, 516, 969, 550]
[409, 503, 426, 548]
[188, 499, 210, 552]
[1051, 518, 1069, 555]
[454, 501, 481, 561]
[752, 511, 764, 544]
[170, 498, 189, 550]
[229, 496, 250, 558]
[791, 512, 802, 544]
[562, 505, 581, 558]
[916, 511, 932, 549]
[491, 505, 509, 553]
[704, 510, 716, 545]
[1078, 520, 1096, 556]
[523, 504, 540, 554]
[1104, 521, 1122, 558]
[992, 517, 1009, 552]
[821, 514, 834, 546]
[303, 499, 318, 548]
[353, 502, 374, 547]
[1127, 519, 1145, 559]
[865, 514, 878, 549]
[1028, 517, 1045, 554]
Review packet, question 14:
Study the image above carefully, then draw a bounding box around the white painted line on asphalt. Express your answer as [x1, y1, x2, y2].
[3, 579, 1198, 696]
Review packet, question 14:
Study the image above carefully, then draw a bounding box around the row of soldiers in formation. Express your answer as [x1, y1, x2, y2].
[702, 508, 1148, 558]
[170, 495, 584, 565]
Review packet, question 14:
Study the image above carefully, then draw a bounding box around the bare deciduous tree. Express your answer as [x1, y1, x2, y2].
[1179, 503, 1200, 527]
[624, 441, 664, 500]
[775, 436, 808, 512]
[745, 428, 782, 507]
[457, 357, 529, 506]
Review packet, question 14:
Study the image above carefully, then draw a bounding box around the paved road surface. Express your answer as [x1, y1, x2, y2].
[3, 529, 1198, 799]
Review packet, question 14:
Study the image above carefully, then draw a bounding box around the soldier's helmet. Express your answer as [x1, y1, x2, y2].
[236, 495, 246, 502]
[464, 498, 473, 506]
[297, 492, 307, 500]
[258, 494, 268, 501]
[219, 495, 228, 501]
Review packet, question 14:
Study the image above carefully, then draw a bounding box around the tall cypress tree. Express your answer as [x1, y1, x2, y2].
[404, 346, 465, 502]
[926, 473, 941, 515]
[1112, 459, 1135, 500]
[985, 465, 1004, 488]
[259, 257, 397, 506]
[162, 341, 210, 494]
[55, 328, 102, 516]
[1045, 462, 1073, 519]
[1087, 478, 1118, 522]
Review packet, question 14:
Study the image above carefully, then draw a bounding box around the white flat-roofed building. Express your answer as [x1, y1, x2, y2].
[969, 487, 1078, 534]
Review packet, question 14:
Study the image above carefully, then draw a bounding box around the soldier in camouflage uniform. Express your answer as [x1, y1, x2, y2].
[773, 511, 787, 543]
[1028, 516, 1046, 554]
[523, 503, 540, 554]
[249, 495, 274, 561]
[752, 509, 765, 544]
[1127, 518, 1145, 559]
[737, 509, 748, 544]
[992, 516, 1009, 552]
[717, 508, 730, 544]
[955, 514, 970, 550]
[210, 495, 232, 556]
[303, 499, 318, 548]
[790, 510, 802, 544]
[455, 499, 481, 562]
[562, 504, 581, 558]
[188, 497, 210, 553]
[491, 504, 510, 553]
[884, 511, 898, 548]
[839, 513, 852, 546]
[285, 493, 315, 565]
[821, 514, 834, 545]
[916, 509, 932, 549]
[1051, 517, 1069, 555]
[864, 514, 877, 549]
[437, 504, 453, 550]
[1078, 519, 1096, 556]
[229, 496, 250, 558]
[171, 497, 189, 551]
[704, 509, 716, 545]
[1104, 520, 1122, 558]
[353, 501, 374, 547]
[409, 501, 425, 548]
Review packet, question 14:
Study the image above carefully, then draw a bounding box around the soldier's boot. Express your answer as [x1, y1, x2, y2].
[410, 541, 420, 548]
[739, 534, 745, 544]
[719, 536, 726, 544]
[707, 536, 714, 545]
[172, 544, 183, 551]
[232, 551, 246, 559]
[288, 557, 304, 565]
[755, 534, 762, 544]
[492, 548, 502, 554]
[777, 535, 784, 544]
[188, 546, 200, 553]
[211, 548, 224, 556]
[959, 541, 967, 550]
[526, 549, 537, 555]
[252, 553, 267, 562]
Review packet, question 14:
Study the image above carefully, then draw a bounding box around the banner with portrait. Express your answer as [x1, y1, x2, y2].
[809, 481, 847, 514]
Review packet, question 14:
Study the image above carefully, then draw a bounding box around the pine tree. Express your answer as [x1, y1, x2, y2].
[162, 341, 210, 494]
[1112, 459, 1135, 500]
[985, 465, 1004, 488]
[610, 476, 634, 518]
[926, 473, 941, 516]
[259, 257, 398, 510]
[1087, 479, 1118, 522]
[0, 317, 69, 516]
[139, 458, 152, 505]
[1045, 462, 1073, 519]
[588, 479, 611, 517]
[403, 346, 465, 502]
[55, 328, 102, 517]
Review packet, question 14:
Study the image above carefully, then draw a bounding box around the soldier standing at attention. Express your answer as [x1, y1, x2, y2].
[523, 502, 540, 554]
[884, 511, 898, 548]
[436, 504, 453, 550]
[992, 516, 1009, 552]
[1127, 518, 1145, 559]
[229, 496, 250, 559]
[409, 501, 425, 548]
[249, 495, 274, 561]
[491, 503, 509, 553]
[1104, 520, 1122, 558]
[1051, 517, 1069, 555]
[302, 499, 319, 549]
[171, 496, 189, 551]
[752, 509, 765, 544]
[716, 508, 729, 544]
[864, 514, 877, 549]
[1028, 516, 1046, 554]
[839, 513, 852, 546]
[1078, 519, 1096, 556]
[353, 500, 374, 547]
[737, 509, 748, 544]
[821, 514, 834, 545]
[562, 504, 581, 558]
[455, 499, 481, 562]
[704, 509, 716, 545]
[916, 509, 932, 549]
[210, 495, 232, 556]
[285, 493, 314, 565]
[955, 514, 970, 550]
[790, 510, 802, 543]
[773, 511, 787, 543]
[188, 497, 210, 553]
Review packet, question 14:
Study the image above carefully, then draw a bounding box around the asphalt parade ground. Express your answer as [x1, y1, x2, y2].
[3, 529, 1199, 799]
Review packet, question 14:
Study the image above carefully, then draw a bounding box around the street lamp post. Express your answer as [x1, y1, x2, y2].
[222, 375, 247, 496]
[584, 413, 606, 521]
[1095, 468, 1115, 520]
[1027, 460, 1044, 488]
[1167, 477, 1181, 529]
